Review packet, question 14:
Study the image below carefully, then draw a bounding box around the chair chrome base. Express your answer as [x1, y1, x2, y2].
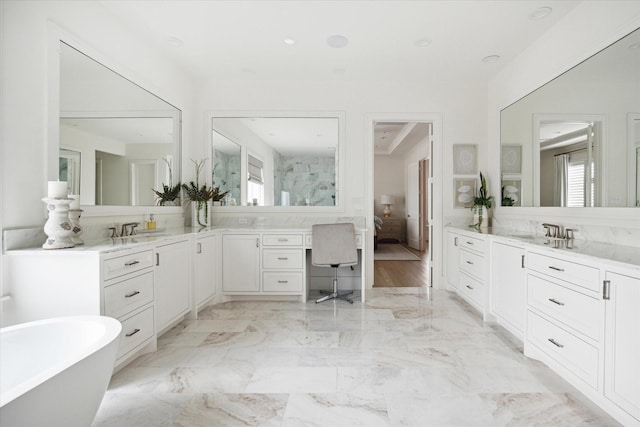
[315, 274, 354, 304]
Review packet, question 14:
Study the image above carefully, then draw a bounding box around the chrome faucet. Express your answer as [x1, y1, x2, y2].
[542, 223, 560, 238]
[121, 222, 140, 237]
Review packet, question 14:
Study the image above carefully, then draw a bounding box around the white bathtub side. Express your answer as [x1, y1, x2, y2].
[0, 316, 121, 427]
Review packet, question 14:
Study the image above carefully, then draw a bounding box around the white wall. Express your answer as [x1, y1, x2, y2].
[489, 1, 640, 231]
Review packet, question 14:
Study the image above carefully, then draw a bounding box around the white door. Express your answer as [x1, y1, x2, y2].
[407, 161, 420, 249]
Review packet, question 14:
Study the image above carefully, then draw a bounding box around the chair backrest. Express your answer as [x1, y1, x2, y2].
[311, 223, 358, 267]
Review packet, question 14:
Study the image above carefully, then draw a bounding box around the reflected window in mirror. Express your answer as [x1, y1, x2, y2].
[500, 27, 640, 207]
[211, 115, 342, 209]
[59, 42, 181, 208]
[212, 130, 241, 205]
[59, 148, 81, 195]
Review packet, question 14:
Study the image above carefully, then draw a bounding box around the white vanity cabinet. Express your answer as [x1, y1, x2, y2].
[603, 269, 640, 423]
[446, 231, 460, 290]
[456, 233, 488, 313]
[221, 232, 305, 299]
[222, 233, 261, 293]
[524, 248, 604, 391]
[489, 240, 526, 339]
[194, 232, 218, 309]
[154, 238, 191, 334]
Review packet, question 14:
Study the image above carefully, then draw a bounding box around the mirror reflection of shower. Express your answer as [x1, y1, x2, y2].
[536, 117, 603, 207]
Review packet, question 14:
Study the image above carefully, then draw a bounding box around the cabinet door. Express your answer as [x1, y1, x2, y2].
[490, 241, 526, 337]
[155, 240, 190, 332]
[604, 271, 640, 420]
[446, 231, 459, 289]
[222, 234, 260, 292]
[195, 234, 217, 306]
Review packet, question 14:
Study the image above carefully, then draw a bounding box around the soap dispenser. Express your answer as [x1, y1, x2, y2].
[147, 213, 156, 231]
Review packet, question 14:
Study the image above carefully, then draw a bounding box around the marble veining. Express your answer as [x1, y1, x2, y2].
[92, 289, 620, 426]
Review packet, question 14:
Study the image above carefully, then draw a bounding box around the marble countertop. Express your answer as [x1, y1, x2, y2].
[446, 225, 640, 271]
[6, 223, 367, 255]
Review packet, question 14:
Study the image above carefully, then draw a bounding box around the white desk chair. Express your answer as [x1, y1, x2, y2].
[312, 223, 358, 304]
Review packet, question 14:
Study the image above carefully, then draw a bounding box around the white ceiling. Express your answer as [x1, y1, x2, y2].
[98, 0, 582, 82]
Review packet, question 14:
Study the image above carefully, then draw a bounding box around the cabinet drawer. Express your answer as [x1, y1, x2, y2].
[262, 234, 303, 246]
[117, 306, 154, 359]
[263, 272, 303, 293]
[528, 274, 602, 340]
[459, 250, 484, 279]
[458, 235, 485, 253]
[103, 249, 154, 281]
[459, 271, 484, 307]
[527, 310, 599, 389]
[527, 251, 600, 292]
[104, 271, 154, 318]
[263, 249, 304, 269]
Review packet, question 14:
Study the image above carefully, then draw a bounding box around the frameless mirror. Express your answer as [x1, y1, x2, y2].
[500, 27, 640, 207]
[59, 42, 181, 207]
[211, 115, 341, 208]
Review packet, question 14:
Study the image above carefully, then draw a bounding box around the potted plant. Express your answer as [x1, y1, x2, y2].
[471, 172, 493, 229]
[152, 157, 181, 206]
[182, 158, 228, 227]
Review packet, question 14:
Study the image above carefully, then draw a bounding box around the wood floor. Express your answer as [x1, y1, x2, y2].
[373, 242, 430, 287]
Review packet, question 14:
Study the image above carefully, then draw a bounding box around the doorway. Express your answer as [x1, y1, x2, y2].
[372, 120, 433, 287]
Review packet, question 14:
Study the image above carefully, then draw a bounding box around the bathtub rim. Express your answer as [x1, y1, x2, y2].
[0, 315, 122, 407]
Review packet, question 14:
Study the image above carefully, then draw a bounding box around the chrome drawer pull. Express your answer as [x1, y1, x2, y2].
[125, 328, 141, 337]
[548, 266, 565, 272]
[466, 241, 474, 245]
[466, 261, 474, 265]
[521, 255, 525, 269]
[548, 338, 564, 348]
[197, 243, 202, 254]
[124, 260, 140, 267]
[465, 285, 474, 290]
[125, 291, 140, 298]
[548, 298, 564, 306]
[277, 257, 289, 261]
[603, 280, 611, 300]
[277, 238, 288, 242]
[277, 280, 289, 284]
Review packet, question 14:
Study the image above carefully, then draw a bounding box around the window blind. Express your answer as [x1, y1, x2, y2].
[247, 154, 264, 184]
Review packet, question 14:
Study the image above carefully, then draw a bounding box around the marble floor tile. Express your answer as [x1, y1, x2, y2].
[93, 289, 621, 426]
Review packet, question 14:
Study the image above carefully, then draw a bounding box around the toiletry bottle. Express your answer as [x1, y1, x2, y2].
[147, 214, 156, 231]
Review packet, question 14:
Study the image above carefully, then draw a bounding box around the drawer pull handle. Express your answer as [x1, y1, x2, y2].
[454, 237, 458, 246]
[548, 266, 565, 272]
[277, 238, 288, 242]
[125, 328, 141, 337]
[466, 241, 474, 245]
[603, 280, 611, 300]
[521, 255, 525, 269]
[465, 285, 474, 290]
[277, 257, 289, 260]
[278, 280, 289, 284]
[125, 291, 140, 298]
[197, 243, 202, 254]
[548, 298, 565, 306]
[466, 261, 474, 265]
[124, 260, 140, 267]
[548, 338, 564, 348]
[156, 253, 160, 266]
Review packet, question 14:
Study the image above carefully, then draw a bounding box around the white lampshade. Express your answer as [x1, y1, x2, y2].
[380, 195, 394, 205]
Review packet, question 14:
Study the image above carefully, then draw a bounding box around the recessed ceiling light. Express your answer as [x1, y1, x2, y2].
[283, 37, 296, 45]
[327, 34, 349, 48]
[241, 68, 256, 75]
[628, 42, 640, 50]
[481, 55, 501, 64]
[332, 67, 346, 75]
[165, 36, 184, 48]
[415, 38, 432, 47]
[529, 7, 552, 20]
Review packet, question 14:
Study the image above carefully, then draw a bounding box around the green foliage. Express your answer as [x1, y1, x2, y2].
[473, 171, 493, 208]
[153, 183, 181, 206]
[501, 186, 515, 206]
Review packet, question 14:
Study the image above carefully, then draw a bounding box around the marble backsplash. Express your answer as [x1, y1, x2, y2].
[446, 213, 640, 249]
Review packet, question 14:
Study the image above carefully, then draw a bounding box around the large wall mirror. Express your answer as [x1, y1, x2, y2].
[59, 42, 181, 208]
[211, 113, 344, 210]
[500, 27, 640, 208]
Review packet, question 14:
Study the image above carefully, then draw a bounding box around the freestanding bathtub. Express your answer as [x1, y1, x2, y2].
[0, 316, 122, 427]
